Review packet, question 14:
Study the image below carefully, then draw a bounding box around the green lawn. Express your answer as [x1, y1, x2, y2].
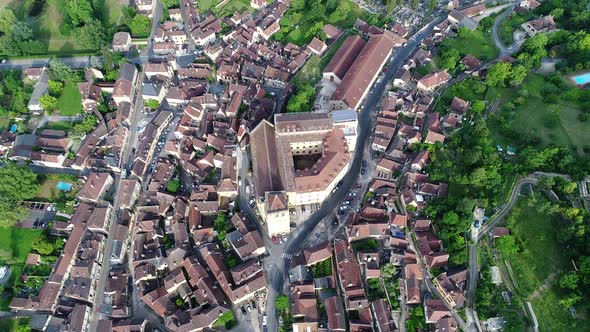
[442, 29, 499, 61]
[487, 74, 590, 154]
[498, 197, 586, 329]
[213, 311, 237, 329]
[6, 0, 116, 55]
[279, 0, 378, 46]
[295, 55, 322, 83]
[103, 0, 124, 26]
[0, 227, 42, 310]
[214, 0, 253, 17]
[57, 81, 83, 116]
[0, 228, 43, 264]
[198, 0, 221, 11]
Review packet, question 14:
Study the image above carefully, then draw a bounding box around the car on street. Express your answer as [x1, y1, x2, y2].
[241, 307, 247, 315]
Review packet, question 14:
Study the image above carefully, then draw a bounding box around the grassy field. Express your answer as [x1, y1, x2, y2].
[295, 55, 322, 83]
[0, 227, 42, 310]
[103, 0, 124, 26]
[487, 74, 590, 154]
[214, 0, 254, 17]
[34, 174, 79, 201]
[57, 81, 83, 116]
[498, 197, 586, 330]
[442, 29, 498, 61]
[280, 0, 376, 46]
[198, 0, 221, 11]
[5, 0, 117, 54]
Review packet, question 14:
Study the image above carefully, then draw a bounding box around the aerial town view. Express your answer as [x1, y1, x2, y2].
[0, 0, 590, 330]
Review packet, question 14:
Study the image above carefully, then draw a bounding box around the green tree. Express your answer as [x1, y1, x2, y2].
[145, 99, 160, 109]
[48, 80, 64, 96]
[72, 115, 98, 136]
[130, 15, 151, 38]
[0, 163, 39, 227]
[471, 100, 486, 113]
[508, 64, 527, 86]
[559, 272, 579, 290]
[558, 294, 581, 308]
[14, 324, 31, 332]
[0, 8, 17, 33]
[561, 181, 578, 194]
[496, 235, 518, 256]
[76, 19, 107, 49]
[167, 179, 180, 193]
[486, 62, 512, 87]
[0, 35, 20, 56]
[10, 21, 33, 42]
[441, 48, 460, 71]
[39, 94, 58, 111]
[18, 40, 46, 55]
[381, 263, 397, 278]
[428, 0, 437, 10]
[49, 58, 75, 82]
[214, 212, 228, 241]
[162, 0, 180, 8]
[66, 0, 95, 26]
[32, 235, 56, 255]
[275, 294, 289, 311]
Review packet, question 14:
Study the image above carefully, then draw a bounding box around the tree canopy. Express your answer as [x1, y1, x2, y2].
[0, 163, 40, 227]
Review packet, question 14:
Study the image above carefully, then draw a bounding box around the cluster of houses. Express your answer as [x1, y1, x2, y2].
[8, 173, 120, 330]
[283, 239, 398, 331]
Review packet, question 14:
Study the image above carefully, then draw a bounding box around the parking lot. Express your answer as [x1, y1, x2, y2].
[19, 201, 58, 229]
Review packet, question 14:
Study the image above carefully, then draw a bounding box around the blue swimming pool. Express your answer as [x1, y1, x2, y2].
[56, 182, 73, 191]
[571, 72, 590, 85]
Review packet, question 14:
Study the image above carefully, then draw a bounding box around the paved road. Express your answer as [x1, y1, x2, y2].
[252, 16, 446, 332]
[465, 175, 541, 331]
[491, 3, 519, 56]
[87, 66, 146, 331]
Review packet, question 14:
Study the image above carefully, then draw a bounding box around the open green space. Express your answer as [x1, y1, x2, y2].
[198, 0, 221, 12]
[310, 258, 332, 278]
[213, 310, 237, 329]
[214, 0, 254, 17]
[4, 0, 118, 56]
[0, 227, 42, 264]
[56, 81, 83, 116]
[0, 318, 31, 331]
[441, 28, 498, 61]
[295, 55, 322, 83]
[103, 0, 124, 26]
[0, 227, 43, 310]
[497, 196, 587, 330]
[34, 174, 79, 201]
[276, 0, 381, 46]
[497, 12, 534, 46]
[487, 74, 590, 155]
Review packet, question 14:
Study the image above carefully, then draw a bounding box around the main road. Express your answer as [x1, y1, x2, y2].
[247, 16, 447, 332]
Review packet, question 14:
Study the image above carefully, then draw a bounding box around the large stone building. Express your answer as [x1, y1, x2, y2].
[328, 31, 399, 110]
[250, 112, 357, 236]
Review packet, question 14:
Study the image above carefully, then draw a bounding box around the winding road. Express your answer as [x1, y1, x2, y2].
[491, 3, 521, 57]
[464, 172, 571, 329]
